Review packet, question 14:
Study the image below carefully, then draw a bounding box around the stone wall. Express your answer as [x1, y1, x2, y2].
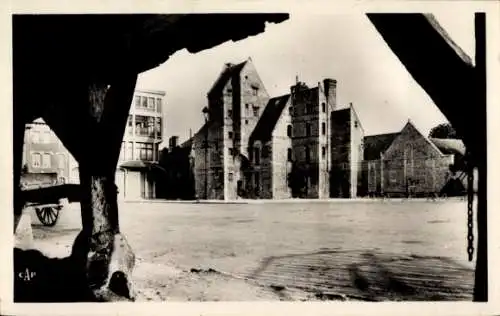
[382, 122, 454, 196]
[271, 98, 293, 199]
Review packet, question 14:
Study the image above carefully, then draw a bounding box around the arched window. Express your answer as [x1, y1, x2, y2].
[287, 148, 293, 162]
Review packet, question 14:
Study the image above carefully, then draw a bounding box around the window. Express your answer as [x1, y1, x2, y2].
[148, 97, 155, 109]
[134, 96, 141, 109]
[245, 120, 249, 125]
[135, 115, 155, 137]
[228, 131, 233, 139]
[306, 123, 311, 137]
[31, 153, 41, 168]
[226, 88, 233, 93]
[254, 147, 260, 165]
[322, 146, 326, 158]
[289, 106, 293, 115]
[322, 122, 326, 135]
[155, 117, 162, 139]
[126, 142, 134, 160]
[287, 148, 293, 162]
[253, 106, 259, 117]
[354, 120, 359, 128]
[252, 87, 259, 96]
[228, 109, 233, 118]
[228, 147, 234, 156]
[322, 102, 326, 113]
[245, 103, 249, 109]
[248, 147, 253, 161]
[389, 170, 397, 183]
[136, 142, 154, 161]
[228, 173, 233, 182]
[305, 146, 310, 163]
[42, 153, 51, 168]
[245, 75, 248, 80]
[142, 96, 148, 108]
[57, 154, 65, 169]
[156, 98, 162, 113]
[287, 125, 292, 137]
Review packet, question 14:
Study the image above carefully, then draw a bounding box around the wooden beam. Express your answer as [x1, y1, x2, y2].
[366, 13, 478, 154]
[473, 12, 487, 302]
[367, 12, 488, 302]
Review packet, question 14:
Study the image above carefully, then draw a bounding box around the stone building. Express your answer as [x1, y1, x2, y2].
[248, 94, 292, 199]
[361, 120, 469, 197]
[21, 118, 72, 187]
[287, 79, 337, 199]
[191, 57, 270, 200]
[330, 104, 364, 198]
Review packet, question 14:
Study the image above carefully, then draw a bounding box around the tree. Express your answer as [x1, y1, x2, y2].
[428, 123, 458, 139]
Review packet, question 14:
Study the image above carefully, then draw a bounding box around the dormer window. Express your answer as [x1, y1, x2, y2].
[251, 86, 259, 96]
[253, 105, 259, 117]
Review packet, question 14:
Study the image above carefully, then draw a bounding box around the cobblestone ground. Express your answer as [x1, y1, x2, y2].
[27, 199, 476, 301]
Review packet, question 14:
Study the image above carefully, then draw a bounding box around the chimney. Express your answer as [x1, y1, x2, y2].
[323, 78, 337, 110]
[169, 136, 179, 150]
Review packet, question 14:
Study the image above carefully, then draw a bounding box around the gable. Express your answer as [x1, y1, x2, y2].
[383, 121, 444, 159]
[249, 94, 290, 144]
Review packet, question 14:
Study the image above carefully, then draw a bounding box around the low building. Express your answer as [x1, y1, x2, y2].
[361, 120, 470, 197]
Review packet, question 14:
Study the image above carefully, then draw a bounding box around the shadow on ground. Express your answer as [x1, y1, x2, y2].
[245, 249, 474, 301]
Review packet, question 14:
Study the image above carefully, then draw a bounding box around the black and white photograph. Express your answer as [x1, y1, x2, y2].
[3, 1, 500, 314]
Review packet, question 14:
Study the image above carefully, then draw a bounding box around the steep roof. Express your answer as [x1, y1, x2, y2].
[249, 94, 290, 143]
[430, 138, 466, 156]
[363, 132, 400, 161]
[207, 60, 248, 97]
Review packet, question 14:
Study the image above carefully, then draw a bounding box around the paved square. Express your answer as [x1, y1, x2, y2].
[28, 199, 476, 301]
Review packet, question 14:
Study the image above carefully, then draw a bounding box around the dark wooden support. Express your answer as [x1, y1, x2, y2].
[76, 76, 138, 300]
[367, 13, 488, 301]
[473, 12, 487, 302]
[13, 103, 27, 232]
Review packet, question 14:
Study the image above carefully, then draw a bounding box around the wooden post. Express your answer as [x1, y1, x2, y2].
[473, 12, 487, 302]
[78, 76, 138, 301]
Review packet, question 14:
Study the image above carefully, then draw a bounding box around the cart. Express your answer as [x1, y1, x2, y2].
[21, 182, 81, 227]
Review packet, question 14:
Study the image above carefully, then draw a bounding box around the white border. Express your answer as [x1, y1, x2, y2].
[1, 1, 499, 315]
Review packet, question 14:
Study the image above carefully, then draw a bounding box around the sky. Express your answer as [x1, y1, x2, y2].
[135, 13, 475, 146]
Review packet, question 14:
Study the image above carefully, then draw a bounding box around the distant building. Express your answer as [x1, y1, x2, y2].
[361, 120, 471, 197]
[191, 57, 270, 200]
[115, 89, 166, 200]
[184, 58, 368, 200]
[41, 89, 167, 200]
[22, 118, 71, 187]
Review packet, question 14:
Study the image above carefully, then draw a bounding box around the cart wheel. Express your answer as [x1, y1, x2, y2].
[36, 207, 60, 227]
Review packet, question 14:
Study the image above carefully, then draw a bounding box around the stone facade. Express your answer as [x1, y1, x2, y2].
[382, 121, 454, 196]
[192, 58, 270, 200]
[330, 105, 364, 198]
[362, 121, 462, 197]
[289, 79, 337, 199]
